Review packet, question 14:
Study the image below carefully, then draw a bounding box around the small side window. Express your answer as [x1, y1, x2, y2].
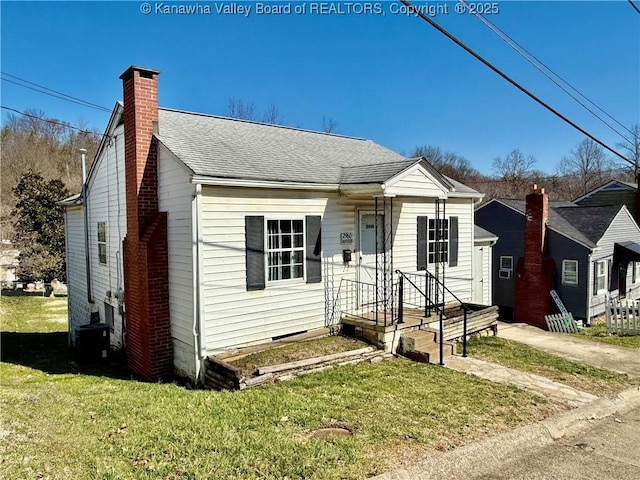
[499, 256, 513, 279]
[562, 260, 578, 285]
[97, 222, 107, 265]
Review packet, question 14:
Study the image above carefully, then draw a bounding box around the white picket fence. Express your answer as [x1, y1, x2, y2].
[545, 313, 579, 333]
[606, 298, 640, 336]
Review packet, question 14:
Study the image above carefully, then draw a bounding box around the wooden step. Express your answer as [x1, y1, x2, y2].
[399, 329, 456, 364]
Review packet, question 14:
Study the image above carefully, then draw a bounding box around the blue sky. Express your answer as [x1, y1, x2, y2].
[1, 1, 638, 174]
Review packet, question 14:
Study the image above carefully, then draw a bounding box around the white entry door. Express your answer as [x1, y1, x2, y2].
[358, 212, 384, 286]
[472, 246, 484, 304]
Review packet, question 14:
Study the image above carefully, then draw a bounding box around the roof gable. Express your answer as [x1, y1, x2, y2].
[573, 179, 637, 203]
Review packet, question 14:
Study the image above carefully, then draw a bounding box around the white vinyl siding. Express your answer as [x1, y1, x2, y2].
[200, 187, 333, 353]
[589, 207, 640, 318]
[64, 206, 90, 345]
[157, 145, 195, 379]
[77, 124, 126, 349]
[562, 260, 578, 285]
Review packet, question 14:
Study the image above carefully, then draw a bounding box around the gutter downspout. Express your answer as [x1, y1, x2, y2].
[192, 183, 206, 384]
[81, 148, 93, 305]
[586, 252, 593, 324]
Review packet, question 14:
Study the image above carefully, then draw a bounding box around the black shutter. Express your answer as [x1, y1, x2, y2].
[306, 215, 322, 283]
[607, 258, 613, 292]
[449, 216, 459, 267]
[417, 216, 428, 270]
[245, 216, 265, 291]
[592, 261, 598, 295]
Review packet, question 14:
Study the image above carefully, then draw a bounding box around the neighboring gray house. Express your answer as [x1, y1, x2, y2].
[574, 179, 637, 220]
[476, 188, 640, 322]
[61, 66, 487, 383]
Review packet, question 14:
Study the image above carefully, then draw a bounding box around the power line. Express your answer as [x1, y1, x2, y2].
[458, 0, 635, 144]
[628, 0, 640, 15]
[0, 72, 112, 113]
[400, 0, 633, 167]
[0, 105, 109, 138]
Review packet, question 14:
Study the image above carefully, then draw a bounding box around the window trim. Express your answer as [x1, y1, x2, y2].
[265, 218, 306, 285]
[562, 259, 578, 285]
[499, 255, 513, 279]
[97, 222, 107, 265]
[595, 259, 608, 293]
[633, 262, 640, 284]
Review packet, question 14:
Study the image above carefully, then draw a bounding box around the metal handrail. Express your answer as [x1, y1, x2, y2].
[396, 269, 470, 363]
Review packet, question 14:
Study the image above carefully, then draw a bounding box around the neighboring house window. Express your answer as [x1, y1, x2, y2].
[562, 260, 578, 285]
[633, 262, 640, 284]
[97, 222, 107, 265]
[267, 219, 305, 281]
[595, 260, 608, 293]
[499, 256, 513, 279]
[428, 218, 448, 264]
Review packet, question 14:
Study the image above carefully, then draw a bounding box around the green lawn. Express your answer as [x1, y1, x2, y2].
[460, 336, 638, 397]
[1, 297, 568, 480]
[572, 322, 640, 349]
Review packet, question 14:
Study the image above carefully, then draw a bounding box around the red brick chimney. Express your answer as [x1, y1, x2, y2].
[120, 66, 173, 380]
[514, 185, 555, 330]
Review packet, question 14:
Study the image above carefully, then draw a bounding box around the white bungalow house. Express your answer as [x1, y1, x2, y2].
[61, 66, 490, 383]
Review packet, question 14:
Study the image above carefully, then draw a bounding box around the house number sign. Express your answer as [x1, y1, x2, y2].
[340, 232, 353, 245]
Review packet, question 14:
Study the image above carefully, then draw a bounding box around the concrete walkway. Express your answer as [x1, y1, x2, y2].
[445, 356, 598, 407]
[498, 322, 640, 378]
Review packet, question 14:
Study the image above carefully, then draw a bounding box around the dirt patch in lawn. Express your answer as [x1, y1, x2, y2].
[227, 335, 370, 378]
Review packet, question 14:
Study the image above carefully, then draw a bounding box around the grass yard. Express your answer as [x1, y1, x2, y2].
[572, 322, 640, 349]
[460, 336, 638, 397]
[1, 297, 568, 480]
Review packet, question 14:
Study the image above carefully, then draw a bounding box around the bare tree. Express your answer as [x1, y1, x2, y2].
[226, 98, 257, 121]
[557, 139, 615, 198]
[321, 116, 338, 134]
[492, 149, 536, 181]
[616, 124, 640, 178]
[412, 145, 480, 182]
[262, 104, 283, 125]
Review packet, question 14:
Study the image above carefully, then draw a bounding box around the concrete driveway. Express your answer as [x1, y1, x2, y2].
[497, 322, 640, 378]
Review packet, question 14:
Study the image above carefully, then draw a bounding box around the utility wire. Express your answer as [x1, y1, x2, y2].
[1, 105, 108, 138]
[399, 0, 633, 166]
[458, 0, 635, 144]
[628, 0, 640, 15]
[1, 72, 112, 113]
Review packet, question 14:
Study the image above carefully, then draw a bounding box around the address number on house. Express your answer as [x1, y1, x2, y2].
[340, 232, 353, 245]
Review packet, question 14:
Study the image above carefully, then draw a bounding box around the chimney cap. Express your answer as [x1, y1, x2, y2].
[119, 65, 160, 81]
[530, 184, 545, 195]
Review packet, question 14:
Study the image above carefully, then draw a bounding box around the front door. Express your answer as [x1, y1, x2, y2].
[358, 212, 383, 287]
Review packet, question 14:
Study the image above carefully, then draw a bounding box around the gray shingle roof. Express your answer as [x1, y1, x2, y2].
[156, 108, 481, 197]
[340, 160, 416, 184]
[496, 199, 622, 248]
[474, 225, 498, 241]
[157, 108, 408, 184]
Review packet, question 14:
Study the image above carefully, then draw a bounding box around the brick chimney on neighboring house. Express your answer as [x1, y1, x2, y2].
[120, 66, 173, 380]
[514, 185, 555, 330]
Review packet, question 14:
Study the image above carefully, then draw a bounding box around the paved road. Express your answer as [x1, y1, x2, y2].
[497, 322, 640, 378]
[376, 400, 640, 480]
[478, 404, 640, 479]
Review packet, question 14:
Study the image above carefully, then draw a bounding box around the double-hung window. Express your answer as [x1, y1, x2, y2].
[427, 218, 448, 264]
[562, 259, 578, 285]
[633, 262, 640, 284]
[97, 222, 107, 265]
[266, 220, 304, 281]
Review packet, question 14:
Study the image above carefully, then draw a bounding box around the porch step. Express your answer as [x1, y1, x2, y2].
[399, 329, 456, 364]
